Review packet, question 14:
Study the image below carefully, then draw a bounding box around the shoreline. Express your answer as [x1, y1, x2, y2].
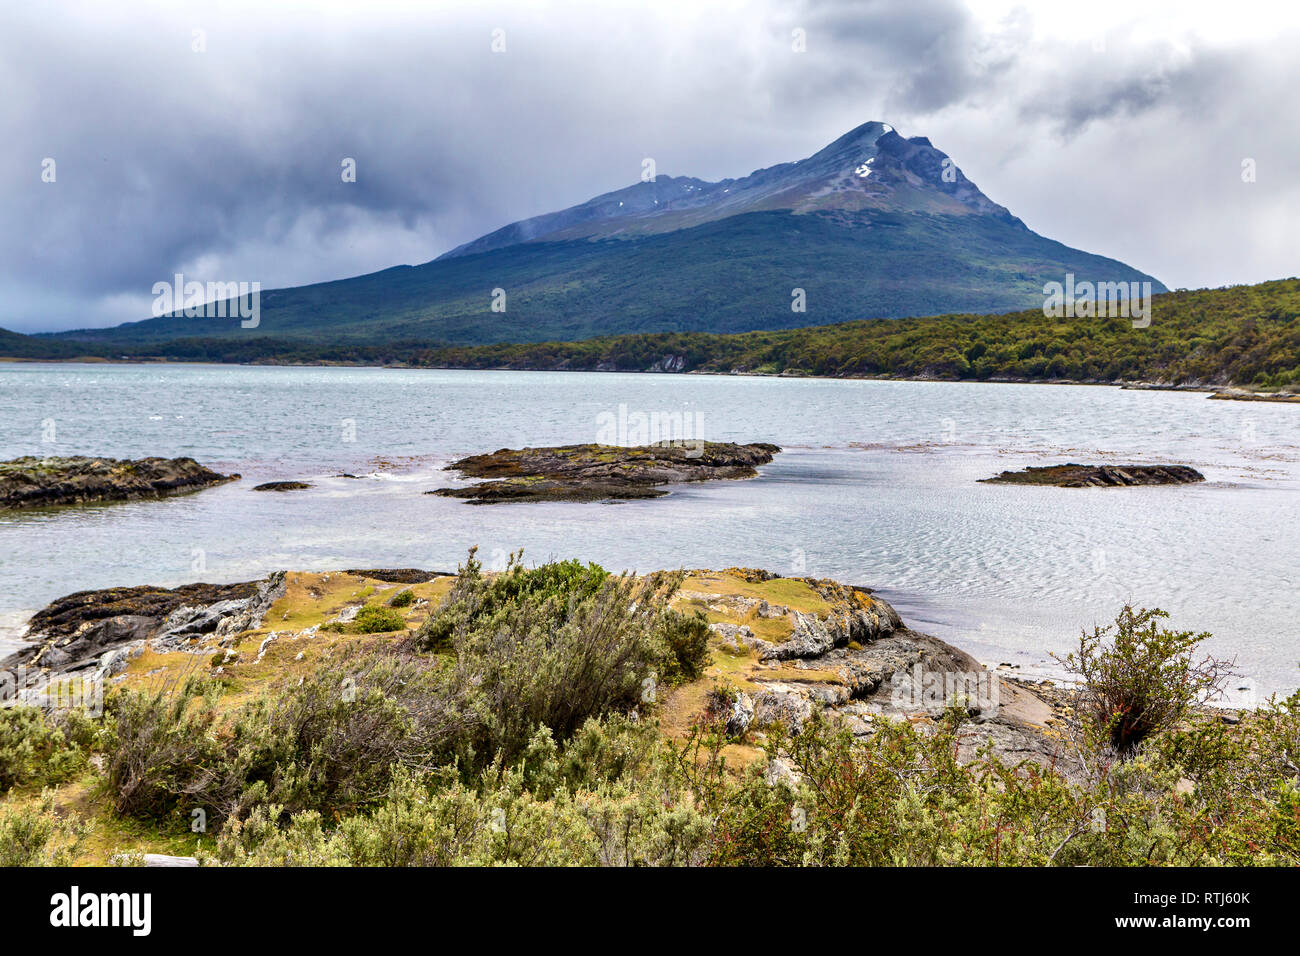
[4, 355, 1295, 401]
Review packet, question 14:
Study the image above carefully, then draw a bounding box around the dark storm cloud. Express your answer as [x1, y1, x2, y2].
[2, 1, 1297, 332]
[799, 0, 1001, 112]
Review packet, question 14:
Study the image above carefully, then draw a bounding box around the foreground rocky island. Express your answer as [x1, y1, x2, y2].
[982, 463, 1205, 487]
[0, 456, 237, 509]
[431, 441, 780, 503]
[2, 563, 1053, 769]
[0, 555, 1291, 867]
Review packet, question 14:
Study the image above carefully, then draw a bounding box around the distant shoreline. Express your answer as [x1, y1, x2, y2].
[5, 354, 1296, 402]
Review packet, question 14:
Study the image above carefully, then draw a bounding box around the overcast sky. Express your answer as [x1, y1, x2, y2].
[3, 0, 1297, 333]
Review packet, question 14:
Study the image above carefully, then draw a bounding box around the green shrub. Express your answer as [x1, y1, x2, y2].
[653, 608, 712, 684]
[0, 706, 88, 792]
[101, 678, 224, 818]
[0, 792, 91, 866]
[416, 549, 608, 652]
[387, 589, 415, 608]
[351, 604, 407, 633]
[216, 717, 711, 867]
[103, 652, 457, 826]
[1054, 605, 1232, 755]
[211, 654, 429, 819]
[415, 549, 693, 766]
[216, 768, 599, 867]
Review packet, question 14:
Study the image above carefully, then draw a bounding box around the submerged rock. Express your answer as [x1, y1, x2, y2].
[980, 463, 1204, 487]
[253, 481, 312, 492]
[0, 455, 237, 509]
[429, 441, 781, 504]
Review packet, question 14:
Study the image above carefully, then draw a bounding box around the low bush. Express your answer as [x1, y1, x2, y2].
[102, 652, 464, 825]
[1054, 605, 1233, 754]
[101, 677, 224, 818]
[415, 549, 609, 652]
[418, 549, 705, 765]
[0, 705, 90, 792]
[215, 717, 711, 867]
[0, 792, 91, 866]
[351, 604, 407, 633]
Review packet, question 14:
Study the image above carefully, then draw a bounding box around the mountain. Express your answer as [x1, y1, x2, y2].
[437, 122, 1020, 257]
[49, 122, 1164, 348]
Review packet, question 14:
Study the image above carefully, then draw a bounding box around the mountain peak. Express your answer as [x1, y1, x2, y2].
[437, 121, 1016, 260]
[810, 120, 897, 158]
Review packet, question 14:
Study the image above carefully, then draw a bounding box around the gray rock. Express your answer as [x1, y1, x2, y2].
[154, 571, 286, 648]
[753, 690, 813, 733]
[709, 621, 755, 652]
[726, 693, 754, 738]
[764, 757, 798, 788]
[708, 622, 754, 641]
[99, 646, 132, 677]
[758, 597, 902, 662]
[157, 599, 249, 641]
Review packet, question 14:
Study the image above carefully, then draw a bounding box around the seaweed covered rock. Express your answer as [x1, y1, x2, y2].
[981, 463, 1204, 487]
[253, 481, 311, 492]
[0, 456, 238, 509]
[430, 441, 780, 504]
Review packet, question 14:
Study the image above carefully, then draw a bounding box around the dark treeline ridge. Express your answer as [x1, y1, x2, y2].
[7, 279, 1299, 389]
[415, 279, 1300, 388]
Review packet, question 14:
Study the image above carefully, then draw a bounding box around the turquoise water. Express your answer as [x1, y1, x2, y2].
[2, 363, 1297, 695]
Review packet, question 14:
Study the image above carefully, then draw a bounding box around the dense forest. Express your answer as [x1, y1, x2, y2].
[411, 279, 1300, 389]
[5, 278, 1298, 390]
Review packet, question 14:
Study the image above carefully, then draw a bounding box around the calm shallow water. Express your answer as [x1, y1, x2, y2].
[2, 363, 1298, 695]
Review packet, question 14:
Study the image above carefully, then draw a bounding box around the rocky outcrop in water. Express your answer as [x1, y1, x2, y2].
[981, 463, 1204, 487]
[430, 441, 780, 503]
[0, 456, 238, 509]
